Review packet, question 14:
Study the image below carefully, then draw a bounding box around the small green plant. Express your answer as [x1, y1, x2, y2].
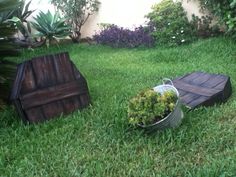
[31, 10, 71, 46]
[128, 89, 178, 126]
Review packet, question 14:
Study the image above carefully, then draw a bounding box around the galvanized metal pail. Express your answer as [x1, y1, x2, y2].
[138, 78, 184, 131]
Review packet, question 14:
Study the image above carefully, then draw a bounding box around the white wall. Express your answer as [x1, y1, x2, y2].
[27, 0, 205, 38]
[81, 0, 206, 38]
[26, 0, 55, 18]
[80, 0, 160, 37]
[182, 0, 205, 20]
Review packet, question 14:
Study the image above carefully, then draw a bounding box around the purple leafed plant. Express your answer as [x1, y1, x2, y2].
[93, 25, 155, 48]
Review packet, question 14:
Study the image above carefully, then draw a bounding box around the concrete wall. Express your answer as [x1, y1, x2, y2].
[27, 0, 205, 38]
[80, 0, 160, 37]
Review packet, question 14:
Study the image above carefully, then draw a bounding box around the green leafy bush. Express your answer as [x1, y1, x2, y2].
[146, 0, 196, 46]
[31, 10, 71, 46]
[128, 89, 178, 126]
[196, 0, 236, 38]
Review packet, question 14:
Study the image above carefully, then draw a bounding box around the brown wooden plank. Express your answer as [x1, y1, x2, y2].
[173, 80, 221, 97]
[180, 72, 204, 82]
[10, 63, 26, 100]
[25, 107, 45, 123]
[212, 77, 229, 90]
[31, 55, 57, 88]
[13, 100, 28, 122]
[201, 75, 226, 88]
[190, 72, 213, 85]
[62, 96, 81, 114]
[188, 95, 208, 108]
[20, 62, 37, 94]
[79, 94, 90, 107]
[52, 52, 75, 83]
[21, 80, 88, 109]
[181, 93, 202, 105]
[177, 89, 188, 97]
[41, 101, 64, 120]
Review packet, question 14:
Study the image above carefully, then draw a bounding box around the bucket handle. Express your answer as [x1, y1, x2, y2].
[162, 78, 174, 86]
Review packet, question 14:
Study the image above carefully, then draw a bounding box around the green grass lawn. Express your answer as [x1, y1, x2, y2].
[1, 37, 236, 177]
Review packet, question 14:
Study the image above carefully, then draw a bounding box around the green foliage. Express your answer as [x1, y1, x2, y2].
[11, 0, 34, 41]
[190, 14, 222, 38]
[31, 10, 71, 46]
[1, 0, 38, 47]
[0, 0, 19, 106]
[146, 0, 196, 46]
[0, 0, 19, 12]
[197, 0, 236, 38]
[128, 89, 177, 126]
[50, 0, 100, 42]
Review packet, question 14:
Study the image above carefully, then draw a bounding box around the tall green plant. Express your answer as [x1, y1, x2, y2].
[50, 0, 100, 42]
[31, 10, 71, 46]
[0, 0, 20, 106]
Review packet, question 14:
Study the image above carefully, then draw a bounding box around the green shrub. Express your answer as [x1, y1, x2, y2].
[128, 89, 178, 126]
[196, 0, 236, 38]
[31, 10, 71, 46]
[146, 0, 196, 46]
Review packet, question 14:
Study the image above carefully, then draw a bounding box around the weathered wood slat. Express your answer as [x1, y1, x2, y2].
[32, 56, 57, 88]
[181, 93, 200, 105]
[201, 75, 226, 88]
[42, 101, 64, 120]
[10, 63, 25, 100]
[188, 96, 208, 108]
[180, 72, 200, 82]
[62, 96, 81, 114]
[20, 62, 37, 94]
[53, 52, 75, 83]
[173, 80, 221, 97]
[25, 107, 46, 123]
[21, 80, 88, 109]
[189, 72, 212, 85]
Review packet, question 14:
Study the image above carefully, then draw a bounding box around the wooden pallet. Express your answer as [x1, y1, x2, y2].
[170, 72, 232, 109]
[10, 52, 90, 123]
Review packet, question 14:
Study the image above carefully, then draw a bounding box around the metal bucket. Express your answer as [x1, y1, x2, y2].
[138, 79, 184, 131]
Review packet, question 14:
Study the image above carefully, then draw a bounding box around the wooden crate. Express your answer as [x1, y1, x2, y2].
[170, 71, 232, 109]
[10, 52, 90, 123]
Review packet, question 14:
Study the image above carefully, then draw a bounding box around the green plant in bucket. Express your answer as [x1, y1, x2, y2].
[128, 89, 178, 126]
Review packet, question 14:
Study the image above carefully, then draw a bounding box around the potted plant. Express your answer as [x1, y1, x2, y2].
[128, 85, 183, 131]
